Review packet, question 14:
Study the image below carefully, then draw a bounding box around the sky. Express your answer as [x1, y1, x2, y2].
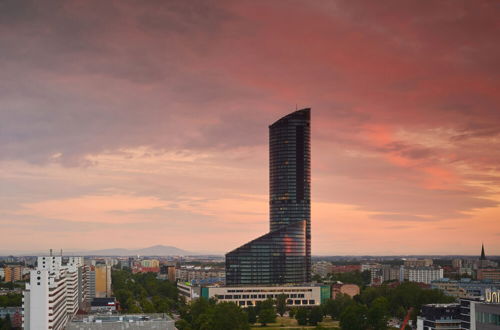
[1, 0, 499, 255]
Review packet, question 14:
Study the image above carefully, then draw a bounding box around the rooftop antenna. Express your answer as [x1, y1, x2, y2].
[295, 104, 298, 111]
[50, 249, 53, 257]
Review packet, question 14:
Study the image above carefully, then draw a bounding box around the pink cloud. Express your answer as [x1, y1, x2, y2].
[0, 0, 499, 254]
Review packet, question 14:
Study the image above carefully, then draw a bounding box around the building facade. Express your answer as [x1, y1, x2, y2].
[416, 303, 462, 330]
[432, 279, 500, 299]
[460, 296, 500, 330]
[400, 266, 444, 284]
[3, 265, 23, 282]
[477, 269, 500, 281]
[226, 108, 311, 286]
[94, 264, 112, 298]
[194, 284, 330, 308]
[175, 266, 225, 282]
[331, 283, 360, 299]
[22, 256, 86, 330]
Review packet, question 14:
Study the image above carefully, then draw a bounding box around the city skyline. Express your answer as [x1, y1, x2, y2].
[1, 1, 500, 256]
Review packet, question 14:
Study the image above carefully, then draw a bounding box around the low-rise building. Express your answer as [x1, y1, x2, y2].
[416, 303, 461, 330]
[331, 265, 361, 274]
[404, 258, 433, 268]
[177, 283, 330, 308]
[90, 297, 117, 313]
[477, 268, 500, 281]
[432, 278, 500, 299]
[460, 296, 500, 330]
[0, 307, 22, 327]
[361, 263, 381, 272]
[177, 282, 201, 302]
[175, 265, 225, 282]
[67, 314, 175, 329]
[331, 283, 360, 299]
[201, 284, 330, 308]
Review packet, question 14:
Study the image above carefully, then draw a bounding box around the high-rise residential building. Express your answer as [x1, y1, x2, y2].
[226, 109, 311, 285]
[87, 264, 112, 298]
[22, 256, 86, 330]
[3, 265, 23, 282]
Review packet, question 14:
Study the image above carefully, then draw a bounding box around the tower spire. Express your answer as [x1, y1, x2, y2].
[480, 243, 486, 260]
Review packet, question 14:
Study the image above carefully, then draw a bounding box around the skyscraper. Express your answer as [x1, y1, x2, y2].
[226, 108, 311, 285]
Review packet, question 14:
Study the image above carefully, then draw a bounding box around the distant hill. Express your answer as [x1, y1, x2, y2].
[44, 245, 197, 257]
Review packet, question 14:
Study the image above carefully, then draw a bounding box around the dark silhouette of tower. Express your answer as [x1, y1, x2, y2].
[480, 243, 486, 260]
[225, 109, 311, 285]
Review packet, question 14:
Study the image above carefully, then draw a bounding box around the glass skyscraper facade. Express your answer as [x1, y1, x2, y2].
[226, 108, 311, 285]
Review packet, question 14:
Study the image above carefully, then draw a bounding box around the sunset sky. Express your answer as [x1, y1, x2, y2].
[1, 0, 499, 255]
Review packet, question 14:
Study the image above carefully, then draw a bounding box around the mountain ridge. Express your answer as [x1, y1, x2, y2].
[3, 245, 200, 256]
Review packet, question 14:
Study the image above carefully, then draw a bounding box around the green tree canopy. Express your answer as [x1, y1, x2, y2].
[295, 307, 308, 326]
[276, 293, 287, 317]
[340, 304, 368, 330]
[309, 306, 324, 326]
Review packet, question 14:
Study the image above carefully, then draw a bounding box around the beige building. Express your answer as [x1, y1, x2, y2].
[332, 283, 360, 299]
[4, 265, 23, 282]
[95, 265, 112, 298]
[141, 259, 160, 268]
[477, 268, 500, 281]
[404, 258, 433, 267]
[431, 281, 467, 298]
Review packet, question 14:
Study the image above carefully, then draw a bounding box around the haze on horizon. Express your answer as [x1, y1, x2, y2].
[1, 0, 499, 256]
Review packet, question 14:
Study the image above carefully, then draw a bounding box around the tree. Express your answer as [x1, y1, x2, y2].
[140, 297, 156, 313]
[309, 306, 323, 326]
[312, 274, 323, 282]
[340, 304, 368, 330]
[367, 297, 390, 330]
[295, 308, 308, 326]
[258, 306, 276, 326]
[247, 306, 257, 324]
[211, 302, 250, 330]
[276, 294, 287, 317]
[322, 294, 354, 320]
[175, 319, 192, 330]
[2, 314, 13, 330]
[127, 299, 142, 313]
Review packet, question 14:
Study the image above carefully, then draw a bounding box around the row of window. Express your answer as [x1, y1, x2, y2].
[216, 293, 306, 300]
[232, 299, 315, 307]
[476, 311, 500, 325]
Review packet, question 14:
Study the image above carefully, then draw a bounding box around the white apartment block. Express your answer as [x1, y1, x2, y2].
[402, 266, 444, 284]
[201, 284, 329, 308]
[23, 256, 86, 330]
[175, 266, 225, 282]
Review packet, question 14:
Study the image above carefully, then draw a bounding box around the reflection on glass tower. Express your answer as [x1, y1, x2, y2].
[226, 108, 311, 285]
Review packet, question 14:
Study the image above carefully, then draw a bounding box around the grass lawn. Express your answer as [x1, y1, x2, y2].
[250, 316, 340, 329]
